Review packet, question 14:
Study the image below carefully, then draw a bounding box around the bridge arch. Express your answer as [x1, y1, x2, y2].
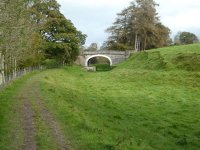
[85, 54, 112, 66]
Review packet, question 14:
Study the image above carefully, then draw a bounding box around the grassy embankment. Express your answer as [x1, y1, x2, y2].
[0, 43, 200, 149]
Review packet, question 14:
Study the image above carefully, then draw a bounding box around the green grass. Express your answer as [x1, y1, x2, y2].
[151, 43, 200, 70]
[0, 72, 59, 150]
[0, 43, 200, 149]
[118, 43, 200, 71]
[38, 67, 200, 149]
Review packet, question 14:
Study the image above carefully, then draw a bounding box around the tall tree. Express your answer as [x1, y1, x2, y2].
[0, 0, 36, 77]
[105, 4, 136, 50]
[30, 0, 86, 64]
[105, 0, 170, 51]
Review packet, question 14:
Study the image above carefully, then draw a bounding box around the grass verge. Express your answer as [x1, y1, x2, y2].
[0, 73, 37, 150]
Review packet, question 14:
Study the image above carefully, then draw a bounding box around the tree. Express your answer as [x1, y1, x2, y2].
[0, 0, 86, 83]
[174, 31, 199, 45]
[86, 43, 98, 51]
[0, 0, 37, 77]
[105, 0, 170, 51]
[101, 41, 132, 51]
[105, 4, 136, 50]
[30, 0, 86, 64]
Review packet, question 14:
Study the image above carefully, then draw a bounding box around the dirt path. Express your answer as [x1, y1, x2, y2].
[17, 76, 71, 150]
[21, 101, 37, 150]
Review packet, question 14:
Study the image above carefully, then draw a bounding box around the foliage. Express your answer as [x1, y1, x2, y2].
[86, 43, 98, 51]
[174, 31, 199, 45]
[102, 42, 132, 51]
[0, 0, 86, 79]
[105, 0, 171, 51]
[88, 57, 110, 68]
[0, 0, 38, 74]
[30, 0, 86, 64]
[42, 59, 61, 69]
[95, 64, 112, 71]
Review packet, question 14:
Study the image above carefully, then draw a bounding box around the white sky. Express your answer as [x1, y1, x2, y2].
[57, 0, 200, 46]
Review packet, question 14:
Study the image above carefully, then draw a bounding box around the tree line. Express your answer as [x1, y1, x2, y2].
[0, 0, 86, 80]
[102, 0, 199, 51]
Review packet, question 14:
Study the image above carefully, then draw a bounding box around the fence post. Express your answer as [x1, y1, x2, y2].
[1, 54, 5, 86]
[13, 58, 17, 79]
[0, 53, 2, 87]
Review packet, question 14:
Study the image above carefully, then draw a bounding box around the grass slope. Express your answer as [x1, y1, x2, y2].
[39, 67, 199, 150]
[118, 43, 200, 71]
[0, 43, 200, 149]
[38, 44, 200, 149]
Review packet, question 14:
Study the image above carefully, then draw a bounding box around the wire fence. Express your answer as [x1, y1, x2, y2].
[0, 65, 44, 90]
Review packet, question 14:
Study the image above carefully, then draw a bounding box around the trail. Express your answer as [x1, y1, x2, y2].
[17, 75, 71, 150]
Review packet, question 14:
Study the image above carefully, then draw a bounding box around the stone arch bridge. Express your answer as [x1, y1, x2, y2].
[76, 50, 134, 66]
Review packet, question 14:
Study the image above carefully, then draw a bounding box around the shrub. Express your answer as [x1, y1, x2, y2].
[95, 64, 112, 71]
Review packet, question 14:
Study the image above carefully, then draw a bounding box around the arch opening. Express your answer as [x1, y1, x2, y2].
[85, 54, 112, 67]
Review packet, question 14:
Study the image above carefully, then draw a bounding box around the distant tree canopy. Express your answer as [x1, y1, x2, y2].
[0, 0, 86, 76]
[174, 32, 199, 45]
[86, 43, 98, 51]
[104, 0, 171, 51]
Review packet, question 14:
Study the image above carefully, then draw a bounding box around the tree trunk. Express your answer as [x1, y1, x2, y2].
[1, 54, 5, 85]
[143, 33, 147, 51]
[135, 34, 141, 52]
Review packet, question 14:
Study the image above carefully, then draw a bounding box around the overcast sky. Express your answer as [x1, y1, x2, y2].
[57, 0, 200, 47]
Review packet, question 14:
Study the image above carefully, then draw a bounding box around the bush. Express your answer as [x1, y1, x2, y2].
[42, 59, 61, 69]
[95, 64, 112, 71]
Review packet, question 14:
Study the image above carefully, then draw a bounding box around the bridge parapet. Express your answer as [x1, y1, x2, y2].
[76, 50, 135, 66]
[83, 50, 134, 56]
